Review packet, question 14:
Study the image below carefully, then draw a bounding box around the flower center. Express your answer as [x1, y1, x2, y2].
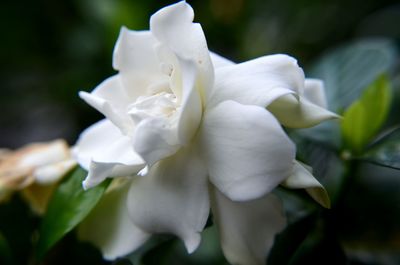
[127, 91, 180, 125]
[128, 60, 181, 126]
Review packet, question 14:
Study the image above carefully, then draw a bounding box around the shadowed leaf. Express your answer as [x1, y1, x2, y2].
[37, 167, 110, 259]
[362, 127, 400, 170]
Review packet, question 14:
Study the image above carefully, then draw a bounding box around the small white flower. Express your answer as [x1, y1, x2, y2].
[73, 2, 337, 264]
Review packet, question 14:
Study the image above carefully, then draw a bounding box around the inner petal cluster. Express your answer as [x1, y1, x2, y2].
[128, 92, 179, 124]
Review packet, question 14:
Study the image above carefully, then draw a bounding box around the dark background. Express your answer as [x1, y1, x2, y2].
[1, 0, 399, 148]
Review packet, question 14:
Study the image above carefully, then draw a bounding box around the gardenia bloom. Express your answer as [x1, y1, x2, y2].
[73, 2, 337, 264]
[0, 140, 76, 214]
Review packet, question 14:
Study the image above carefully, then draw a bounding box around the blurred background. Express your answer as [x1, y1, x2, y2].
[1, 0, 399, 148]
[1, 0, 400, 265]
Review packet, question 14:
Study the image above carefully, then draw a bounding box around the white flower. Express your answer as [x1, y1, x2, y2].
[0, 139, 76, 214]
[73, 2, 337, 264]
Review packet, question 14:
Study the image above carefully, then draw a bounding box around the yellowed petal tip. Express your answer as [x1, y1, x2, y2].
[282, 160, 331, 208]
[20, 183, 57, 215]
[306, 187, 331, 209]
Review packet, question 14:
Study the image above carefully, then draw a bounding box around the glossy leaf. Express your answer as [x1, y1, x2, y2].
[341, 75, 391, 154]
[335, 162, 400, 264]
[309, 39, 396, 112]
[297, 39, 396, 147]
[291, 135, 346, 205]
[362, 128, 400, 170]
[36, 167, 110, 259]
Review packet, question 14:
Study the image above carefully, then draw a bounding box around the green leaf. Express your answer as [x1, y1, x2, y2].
[36, 167, 110, 259]
[341, 75, 391, 154]
[309, 39, 396, 113]
[297, 39, 396, 147]
[290, 136, 346, 205]
[362, 128, 400, 170]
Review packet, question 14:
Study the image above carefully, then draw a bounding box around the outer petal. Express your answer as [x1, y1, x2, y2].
[267, 93, 339, 128]
[210, 52, 234, 68]
[113, 28, 165, 100]
[79, 75, 134, 135]
[127, 146, 209, 253]
[150, 1, 213, 100]
[211, 187, 286, 265]
[78, 182, 149, 260]
[73, 120, 144, 189]
[73, 119, 119, 170]
[281, 160, 331, 208]
[304, 78, 328, 108]
[176, 58, 202, 144]
[133, 117, 180, 167]
[208, 54, 304, 108]
[200, 100, 296, 201]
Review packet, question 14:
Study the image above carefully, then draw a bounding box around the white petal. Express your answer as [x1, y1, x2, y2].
[78, 183, 150, 260]
[133, 117, 180, 167]
[267, 93, 339, 128]
[85, 138, 144, 189]
[113, 28, 158, 73]
[73, 119, 125, 170]
[127, 147, 209, 253]
[200, 100, 296, 201]
[150, 1, 214, 100]
[208, 54, 304, 108]
[112, 28, 165, 100]
[176, 58, 202, 145]
[73, 120, 144, 189]
[304, 78, 328, 108]
[91, 75, 132, 109]
[79, 76, 135, 135]
[211, 187, 286, 265]
[34, 159, 76, 185]
[155, 43, 183, 100]
[132, 59, 202, 166]
[282, 160, 331, 208]
[210, 51, 234, 68]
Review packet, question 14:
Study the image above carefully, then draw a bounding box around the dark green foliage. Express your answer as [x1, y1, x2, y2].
[362, 128, 400, 169]
[37, 167, 110, 260]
